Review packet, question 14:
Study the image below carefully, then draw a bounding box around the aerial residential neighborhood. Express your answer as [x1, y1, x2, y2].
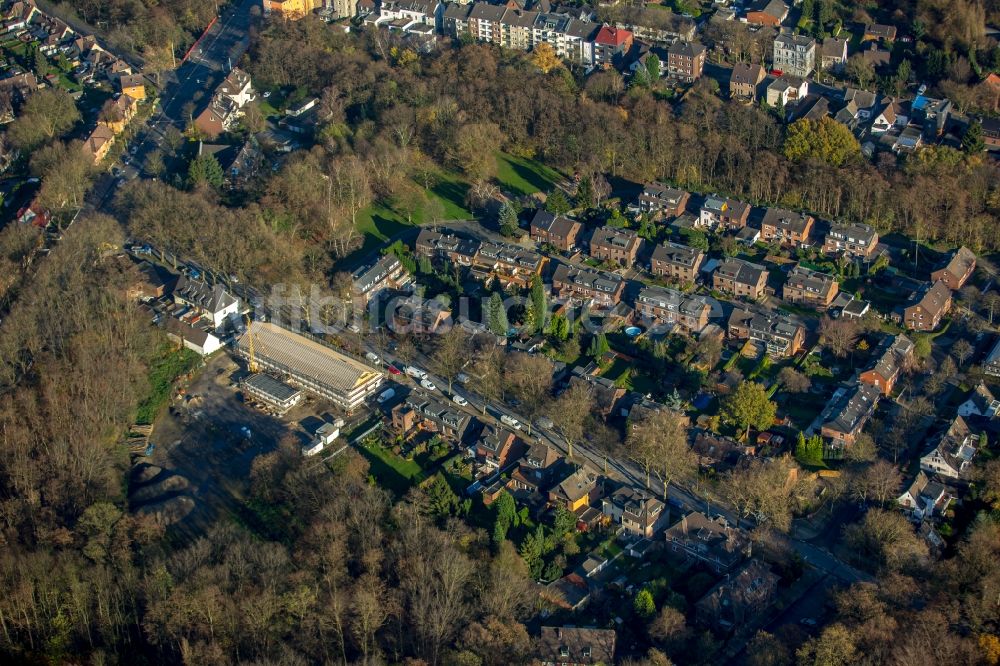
[1, 0, 1000, 664]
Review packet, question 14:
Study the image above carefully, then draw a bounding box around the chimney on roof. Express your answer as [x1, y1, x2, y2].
[681, 514, 688, 534]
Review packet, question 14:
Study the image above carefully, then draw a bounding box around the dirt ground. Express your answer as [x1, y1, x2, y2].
[128, 352, 350, 541]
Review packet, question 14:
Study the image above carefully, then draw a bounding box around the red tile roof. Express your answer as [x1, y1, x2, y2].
[594, 25, 631, 47]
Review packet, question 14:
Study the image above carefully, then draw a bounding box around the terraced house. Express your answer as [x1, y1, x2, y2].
[590, 226, 641, 266]
[650, 241, 704, 283]
[552, 264, 624, 307]
[636, 182, 690, 219]
[713, 258, 768, 300]
[530, 210, 582, 252]
[637, 285, 711, 333]
[931, 246, 976, 291]
[727, 306, 805, 357]
[698, 195, 751, 231]
[823, 222, 879, 259]
[472, 241, 547, 289]
[760, 207, 814, 247]
[782, 264, 839, 309]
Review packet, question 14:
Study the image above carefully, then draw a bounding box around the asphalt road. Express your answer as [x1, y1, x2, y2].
[92, 0, 257, 209]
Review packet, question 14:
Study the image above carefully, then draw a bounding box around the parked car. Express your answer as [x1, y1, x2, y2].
[456, 372, 470, 385]
[387, 365, 402, 376]
[535, 416, 554, 430]
[365, 351, 381, 364]
[420, 379, 437, 391]
[406, 366, 428, 380]
[500, 414, 522, 430]
[376, 388, 396, 404]
[452, 395, 468, 407]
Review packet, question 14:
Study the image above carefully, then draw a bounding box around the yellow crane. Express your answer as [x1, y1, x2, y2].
[244, 315, 259, 373]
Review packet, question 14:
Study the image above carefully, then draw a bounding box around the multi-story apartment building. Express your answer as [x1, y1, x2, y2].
[352, 253, 411, 307]
[667, 41, 706, 82]
[650, 241, 704, 283]
[636, 285, 711, 333]
[760, 207, 814, 247]
[713, 258, 768, 300]
[773, 33, 816, 78]
[859, 334, 914, 396]
[698, 195, 751, 231]
[730, 62, 766, 101]
[902, 281, 952, 331]
[727, 306, 805, 357]
[782, 264, 839, 309]
[823, 222, 879, 259]
[931, 246, 976, 291]
[590, 226, 641, 266]
[552, 263, 625, 307]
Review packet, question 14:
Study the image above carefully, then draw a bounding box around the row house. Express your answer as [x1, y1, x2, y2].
[473, 241, 547, 289]
[530, 210, 582, 252]
[352, 253, 410, 307]
[389, 294, 452, 334]
[782, 264, 839, 309]
[858, 334, 914, 396]
[931, 246, 976, 291]
[920, 416, 979, 481]
[820, 383, 881, 446]
[666, 41, 706, 82]
[414, 228, 480, 266]
[613, 8, 695, 45]
[823, 222, 879, 259]
[601, 487, 668, 538]
[391, 391, 473, 442]
[761, 207, 814, 247]
[772, 33, 816, 78]
[637, 182, 689, 219]
[650, 241, 704, 283]
[551, 263, 625, 308]
[730, 62, 766, 102]
[636, 285, 711, 333]
[664, 512, 750, 574]
[476, 425, 524, 471]
[698, 195, 750, 231]
[727, 306, 805, 358]
[713, 258, 768, 300]
[590, 226, 641, 266]
[901, 280, 952, 332]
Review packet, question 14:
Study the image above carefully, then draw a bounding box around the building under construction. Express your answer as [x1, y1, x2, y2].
[236, 321, 383, 413]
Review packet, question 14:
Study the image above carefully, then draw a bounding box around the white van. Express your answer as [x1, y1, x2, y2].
[500, 414, 522, 430]
[376, 388, 396, 404]
[365, 351, 381, 364]
[406, 366, 427, 380]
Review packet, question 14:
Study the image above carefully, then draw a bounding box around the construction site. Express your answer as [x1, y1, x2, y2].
[236, 320, 384, 413]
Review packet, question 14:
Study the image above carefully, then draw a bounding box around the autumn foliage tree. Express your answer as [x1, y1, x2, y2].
[783, 116, 861, 167]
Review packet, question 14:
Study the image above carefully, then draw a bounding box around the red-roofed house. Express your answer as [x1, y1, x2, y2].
[593, 26, 632, 69]
[16, 199, 50, 227]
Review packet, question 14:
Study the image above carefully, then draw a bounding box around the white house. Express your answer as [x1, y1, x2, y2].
[765, 75, 808, 107]
[957, 383, 999, 419]
[173, 275, 241, 328]
[217, 68, 255, 109]
[919, 416, 979, 481]
[164, 317, 223, 356]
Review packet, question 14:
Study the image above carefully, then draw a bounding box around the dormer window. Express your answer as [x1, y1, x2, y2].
[559, 647, 570, 658]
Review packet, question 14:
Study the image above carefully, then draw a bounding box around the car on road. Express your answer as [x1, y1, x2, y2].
[452, 395, 468, 407]
[800, 618, 818, 628]
[500, 414, 522, 430]
[420, 379, 437, 391]
[365, 351, 381, 364]
[456, 372, 470, 385]
[387, 365, 402, 376]
[406, 366, 428, 380]
[376, 388, 396, 404]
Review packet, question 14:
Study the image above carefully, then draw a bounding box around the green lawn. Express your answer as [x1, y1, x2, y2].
[356, 438, 426, 496]
[136, 344, 201, 425]
[495, 152, 561, 197]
